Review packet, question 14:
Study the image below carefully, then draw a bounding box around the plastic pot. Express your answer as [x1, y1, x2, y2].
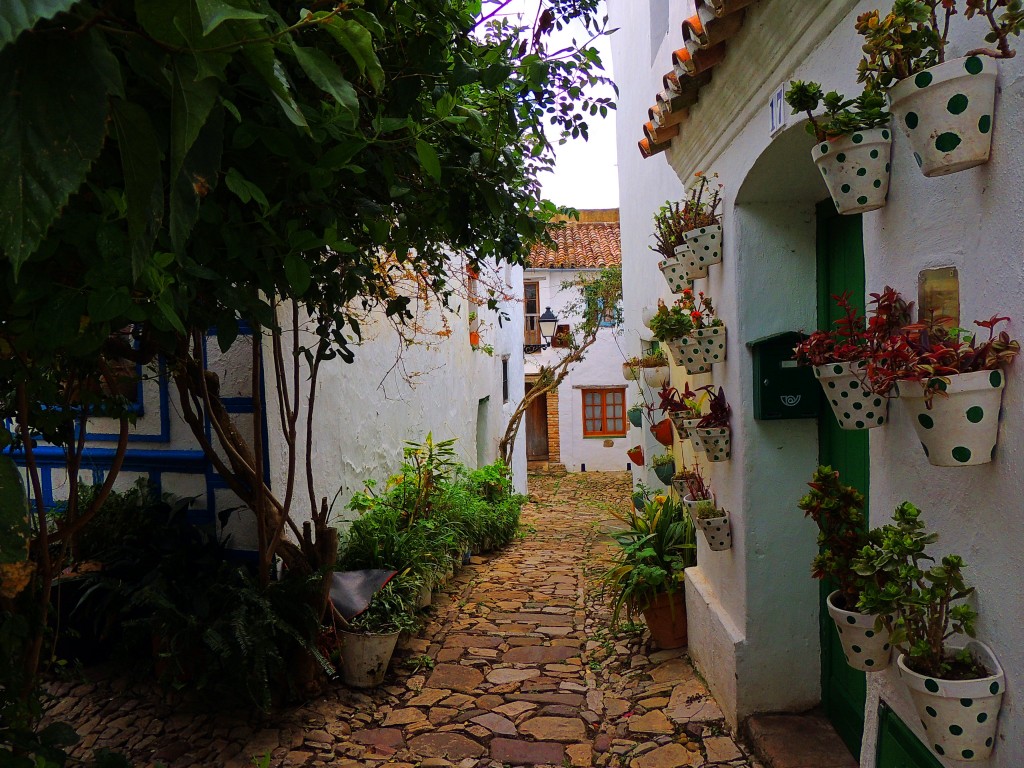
[691, 427, 730, 462]
[623, 362, 640, 381]
[897, 369, 1006, 466]
[889, 56, 997, 177]
[695, 513, 732, 551]
[627, 446, 645, 466]
[825, 590, 891, 672]
[651, 419, 674, 447]
[643, 365, 671, 388]
[815, 360, 889, 430]
[340, 630, 401, 688]
[813, 128, 892, 214]
[628, 406, 644, 428]
[653, 461, 675, 486]
[641, 590, 688, 650]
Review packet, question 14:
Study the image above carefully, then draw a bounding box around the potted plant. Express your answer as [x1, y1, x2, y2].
[693, 500, 732, 552]
[795, 287, 910, 430]
[685, 289, 727, 366]
[340, 581, 418, 688]
[856, 1, 1021, 176]
[870, 310, 1020, 465]
[680, 462, 712, 509]
[692, 387, 732, 462]
[650, 291, 726, 375]
[678, 173, 724, 280]
[652, 453, 676, 485]
[797, 467, 891, 672]
[623, 358, 641, 381]
[658, 383, 710, 440]
[626, 445, 645, 466]
[650, 418, 674, 447]
[854, 502, 1003, 761]
[784, 80, 892, 214]
[602, 495, 697, 649]
[651, 200, 690, 295]
[627, 402, 644, 428]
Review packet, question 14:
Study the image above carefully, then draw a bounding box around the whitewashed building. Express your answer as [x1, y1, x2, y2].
[609, 1, 1024, 766]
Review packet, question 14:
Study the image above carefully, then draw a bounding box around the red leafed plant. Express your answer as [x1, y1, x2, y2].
[794, 287, 911, 367]
[697, 387, 731, 429]
[682, 462, 713, 502]
[658, 383, 711, 416]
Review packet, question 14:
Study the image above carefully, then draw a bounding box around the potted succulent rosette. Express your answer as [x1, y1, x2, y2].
[794, 287, 910, 430]
[692, 500, 732, 552]
[870, 310, 1020, 466]
[784, 80, 892, 214]
[658, 383, 710, 441]
[857, 1, 1021, 177]
[854, 502, 1003, 762]
[798, 467, 892, 672]
[692, 387, 731, 462]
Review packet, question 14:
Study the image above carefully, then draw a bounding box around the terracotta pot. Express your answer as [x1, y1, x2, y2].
[889, 56, 997, 177]
[667, 411, 701, 440]
[469, 330, 480, 347]
[813, 128, 892, 214]
[651, 419, 674, 446]
[642, 591, 687, 649]
[815, 361, 889, 430]
[626, 446, 645, 466]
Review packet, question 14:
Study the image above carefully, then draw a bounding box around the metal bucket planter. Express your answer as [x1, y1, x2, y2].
[814, 361, 889, 430]
[628, 405, 644, 428]
[825, 591, 891, 672]
[665, 336, 710, 375]
[682, 224, 723, 277]
[340, 630, 401, 688]
[658, 258, 689, 294]
[695, 513, 732, 551]
[889, 56, 997, 177]
[813, 127, 892, 214]
[643, 364, 671, 388]
[653, 460, 675, 486]
[897, 641, 1004, 762]
[694, 326, 726, 366]
[692, 427, 730, 462]
[897, 369, 1006, 466]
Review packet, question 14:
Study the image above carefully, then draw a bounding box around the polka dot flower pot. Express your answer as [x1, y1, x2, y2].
[682, 225, 723, 279]
[694, 325, 727, 366]
[813, 128, 892, 214]
[889, 55, 997, 177]
[667, 412, 701, 440]
[825, 591, 892, 673]
[814, 361, 889, 430]
[642, 364, 671, 389]
[692, 427, 730, 462]
[897, 369, 1006, 466]
[658, 258, 689, 294]
[665, 336, 711, 375]
[696, 513, 732, 551]
[897, 641, 1004, 762]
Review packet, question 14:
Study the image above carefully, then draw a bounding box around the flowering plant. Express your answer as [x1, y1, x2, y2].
[697, 387, 731, 429]
[648, 299, 694, 342]
[794, 286, 910, 367]
[678, 287, 722, 331]
[649, 173, 723, 258]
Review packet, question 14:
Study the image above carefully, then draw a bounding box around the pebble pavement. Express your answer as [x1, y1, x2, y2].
[44, 469, 761, 768]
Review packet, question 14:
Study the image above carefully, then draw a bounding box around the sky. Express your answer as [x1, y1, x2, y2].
[491, 1, 620, 210]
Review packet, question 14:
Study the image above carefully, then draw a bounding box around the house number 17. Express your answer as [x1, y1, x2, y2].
[769, 84, 787, 137]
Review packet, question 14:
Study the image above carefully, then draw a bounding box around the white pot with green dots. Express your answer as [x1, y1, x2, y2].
[889, 55, 997, 178]
[814, 360, 889, 430]
[825, 591, 892, 672]
[658, 257, 688, 294]
[694, 325, 726, 366]
[691, 427, 730, 461]
[897, 640, 1004, 762]
[665, 336, 710, 375]
[681, 225, 722, 279]
[813, 128, 892, 215]
[897, 369, 1006, 466]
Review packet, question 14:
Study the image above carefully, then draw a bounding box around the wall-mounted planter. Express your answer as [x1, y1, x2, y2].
[641, 304, 658, 331]
[658, 258, 689, 294]
[897, 641, 1004, 762]
[889, 55, 997, 177]
[682, 224, 723, 277]
[813, 127, 892, 214]
[665, 336, 711, 375]
[825, 591, 891, 672]
[627, 445, 645, 466]
[692, 427, 730, 461]
[667, 411, 701, 440]
[671, 476, 689, 496]
[897, 369, 1006, 466]
[814, 361, 888, 430]
[623, 362, 640, 381]
[628, 405, 644, 428]
[694, 325, 726, 366]
[651, 419, 674, 447]
[695, 513, 732, 551]
[653, 460, 675, 486]
[643, 364, 671, 388]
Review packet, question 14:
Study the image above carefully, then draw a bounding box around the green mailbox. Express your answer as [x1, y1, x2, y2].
[747, 332, 819, 420]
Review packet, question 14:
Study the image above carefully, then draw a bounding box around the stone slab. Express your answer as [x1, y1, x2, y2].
[744, 712, 857, 768]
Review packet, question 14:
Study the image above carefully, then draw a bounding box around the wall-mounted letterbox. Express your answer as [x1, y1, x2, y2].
[747, 332, 819, 420]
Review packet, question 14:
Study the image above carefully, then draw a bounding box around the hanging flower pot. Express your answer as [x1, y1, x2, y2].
[643, 364, 671, 388]
[626, 445, 645, 466]
[671, 476, 689, 496]
[692, 427, 730, 462]
[694, 325, 726, 366]
[888, 56, 997, 178]
[814, 361, 889, 430]
[627, 405, 643, 428]
[897, 641, 1004, 762]
[695, 513, 732, 551]
[825, 591, 892, 672]
[653, 459, 675, 486]
[641, 305, 658, 331]
[665, 336, 710, 375]
[813, 128, 892, 214]
[658, 259, 688, 294]
[682, 224, 723, 277]
[667, 411, 701, 440]
[623, 362, 640, 381]
[897, 369, 1006, 466]
[651, 419, 674, 447]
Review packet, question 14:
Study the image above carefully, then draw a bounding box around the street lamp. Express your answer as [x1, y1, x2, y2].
[539, 307, 558, 345]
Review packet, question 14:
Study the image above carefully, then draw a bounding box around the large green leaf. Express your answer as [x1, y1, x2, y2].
[111, 100, 164, 278]
[290, 43, 358, 115]
[415, 139, 442, 182]
[0, 455, 29, 565]
[318, 15, 384, 92]
[170, 56, 219, 181]
[0, 0, 77, 47]
[0, 32, 120, 273]
[242, 41, 308, 129]
[194, 0, 266, 36]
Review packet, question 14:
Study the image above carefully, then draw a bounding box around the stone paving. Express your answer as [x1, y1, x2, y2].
[45, 470, 759, 768]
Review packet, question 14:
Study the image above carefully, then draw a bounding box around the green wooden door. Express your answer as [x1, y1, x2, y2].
[816, 202, 868, 759]
[876, 703, 944, 768]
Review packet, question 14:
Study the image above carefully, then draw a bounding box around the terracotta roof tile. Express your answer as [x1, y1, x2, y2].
[637, 0, 753, 159]
[527, 218, 621, 270]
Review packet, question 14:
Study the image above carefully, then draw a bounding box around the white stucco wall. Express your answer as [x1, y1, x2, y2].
[612, 0, 1024, 763]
